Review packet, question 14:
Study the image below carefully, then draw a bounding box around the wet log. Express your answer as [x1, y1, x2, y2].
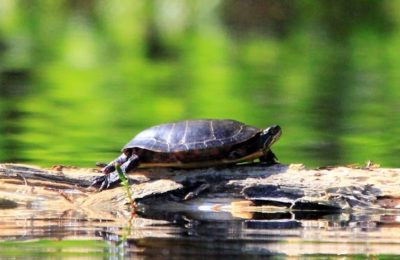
[0, 163, 399, 214]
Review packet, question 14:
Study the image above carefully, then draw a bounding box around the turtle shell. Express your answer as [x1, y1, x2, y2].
[123, 119, 260, 153]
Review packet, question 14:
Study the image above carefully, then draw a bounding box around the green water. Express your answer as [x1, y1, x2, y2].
[0, 0, 400, 258]
[0, 240, 109, 258]
[0, 0, 399, 168]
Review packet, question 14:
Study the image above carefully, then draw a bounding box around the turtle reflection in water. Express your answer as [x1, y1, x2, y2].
[92, 119, 282, 190]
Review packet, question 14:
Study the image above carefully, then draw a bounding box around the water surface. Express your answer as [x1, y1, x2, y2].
[1, 204, 400, 258]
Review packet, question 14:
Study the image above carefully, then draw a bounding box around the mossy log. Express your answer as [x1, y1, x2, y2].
[0, 163, 399, 215]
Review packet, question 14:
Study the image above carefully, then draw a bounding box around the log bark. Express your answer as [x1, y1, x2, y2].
[0, 163, 399, 214]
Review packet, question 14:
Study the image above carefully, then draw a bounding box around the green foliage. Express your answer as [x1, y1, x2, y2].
[115, 163, 135, 208]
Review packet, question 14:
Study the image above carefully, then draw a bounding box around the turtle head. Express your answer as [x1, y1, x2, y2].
[260, 125, 282, 150]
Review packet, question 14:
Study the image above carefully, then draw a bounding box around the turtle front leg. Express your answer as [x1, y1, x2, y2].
[91, 153, 139, 191]
[102, 153, 129, 174]
[259, 150, 279, 166]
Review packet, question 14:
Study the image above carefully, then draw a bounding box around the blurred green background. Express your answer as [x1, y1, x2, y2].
[0, 0, 399, 168]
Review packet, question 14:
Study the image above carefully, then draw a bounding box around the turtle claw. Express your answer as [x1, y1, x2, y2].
[91, 173, 120, 191]
[90, 175, 107, 190]
[98, 177, 109, 191]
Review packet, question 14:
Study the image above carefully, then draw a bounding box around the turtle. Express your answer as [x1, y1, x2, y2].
[92, 119, 282, 190]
